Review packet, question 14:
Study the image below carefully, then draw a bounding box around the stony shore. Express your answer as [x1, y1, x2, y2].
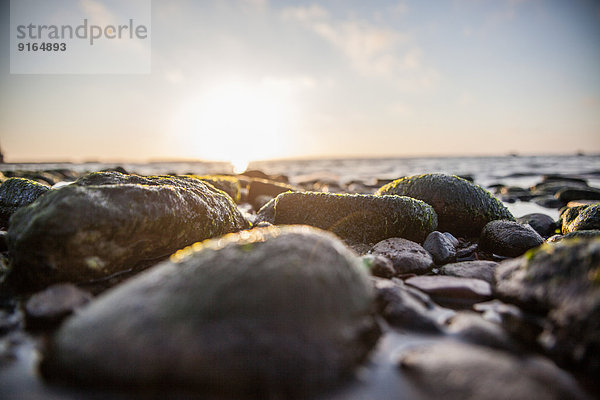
[0, 166, 599, 399]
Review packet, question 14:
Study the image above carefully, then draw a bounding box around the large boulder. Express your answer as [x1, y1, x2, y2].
[376, 174, 514, 237]
[8, 172, 249, 289]
[42, 226, 381, 397]
[257, 191, 437, 244]
[495, 238, 600, 376]
[0, 177, 50, 228]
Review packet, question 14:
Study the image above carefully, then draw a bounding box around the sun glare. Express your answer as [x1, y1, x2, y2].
[173, 81, 294, 171]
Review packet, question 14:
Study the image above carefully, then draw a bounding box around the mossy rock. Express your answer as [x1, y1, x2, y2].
[0, 177, 50, 229]
[8, 173, 249, 289]
[247, 178, 295, 205]
[561, 204, 600, 234]
[257, 191, 437, 244]
[42, 226, 380, 397]
[494, 238, 600, 376]
[191, 175, 242, 204]
[377, 174, 514, 237]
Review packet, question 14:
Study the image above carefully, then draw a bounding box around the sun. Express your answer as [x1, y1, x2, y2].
[173, 81, 294, 172]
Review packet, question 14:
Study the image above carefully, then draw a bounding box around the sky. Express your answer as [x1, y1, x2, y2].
[1, 0, 599, 165]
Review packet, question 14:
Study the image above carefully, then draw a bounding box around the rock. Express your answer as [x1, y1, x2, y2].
[548, 230, 600, 242]
[252, 194, 274, 212]
[361, 254, 395, 279]
[561, 204, 600, 233]
[531, 181, 588, 196]
[369, 238, 434, 275]
[442, 232, 459, 247]
[0, 178, 50, 228]
[423, 231, 456, 265]
[499, 186, 533, 201]
[444, 312, 519, 351]
[42, 226, 381, 397]
[405, 276, 492, 308]
[532, 195, 564, 209]
[193, 175, 242, 203]
[479, 220, 544, 257]
[494, 238, 600, 376]
[439, 260, 498, 284]
[241, 169, 289, 183]
[556, 187, 600, 203]
[8, 172, 249, 289]
[247, 178, 294, 206]
[396, 341, 589, 400]
[377, 174, 514, 237]
[258, 192, 437, 244]
[541, 174, 588, 186]
[0, 230, 6, 252]
[567, 200, 600, 208]
[374, 278, 453, 332]
[517, 213, 557, 238]
[25, 284, 92, 327]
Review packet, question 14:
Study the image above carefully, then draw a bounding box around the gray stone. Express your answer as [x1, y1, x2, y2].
[480, 220, 544, 257]
[517, 213, 557, 238]
[377, 173, 514, 237]
[362, 254, 395, 279]
[439, 260, 498, 284]
[369, 238, 434, 275]
[405, 276, 492, 308]
[494, 238, 600, 376]
[556, 187, 600, 203]
[42, 226, 380, 397]
[258, 191, 437, 244]
[397, 341, 589, 400]
[25, 284, 92, 326]
[8, 172, 249, 289]
[373, 278, 453, 332]
[423, 231, 456, 265]
[444, 312, 519, 351]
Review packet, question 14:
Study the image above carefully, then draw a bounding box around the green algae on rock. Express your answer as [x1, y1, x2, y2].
[257, 191, 437, 244]
[42, 226, 381, 397]
[0, 177, 50, 228]
[376, 174, 514, 237]
[8, 173, 249, 289]
[494, 238, 600, 376]
[561, 204, 600, 234]
[192, 175, 243, 204]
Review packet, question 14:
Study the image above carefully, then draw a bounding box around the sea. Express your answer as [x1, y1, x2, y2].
[2, 154, 600, 220]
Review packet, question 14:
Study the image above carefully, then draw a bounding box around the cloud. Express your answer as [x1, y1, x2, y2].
[79, 0, 116, 25]
[281, 4, 438, 90]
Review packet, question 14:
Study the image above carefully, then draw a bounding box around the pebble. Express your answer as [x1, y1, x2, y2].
[369, 238, 434, 275]
[479, 220, 544, 257]
[516, 213, 557, 238]
[423, 231, 457, 265]
[405, 275, 492, 308]
[25, 284, 92, 327]
[396, 341, 589, 400]
[438, 260, 498, 284]
[373, 278, 453, 332]
[362, 254, 395, 279]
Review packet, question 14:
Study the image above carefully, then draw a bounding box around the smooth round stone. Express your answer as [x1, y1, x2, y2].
[369, 238, 434, 275]
[479, 220, 544, 258]
[397, 341, 588, 400]
[516, 213, 557, 238]
[439, 260, 498, 284]
[25, 284, 92, 326]
[405, 276, 492, 307]
[42, 226, 380, 397]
